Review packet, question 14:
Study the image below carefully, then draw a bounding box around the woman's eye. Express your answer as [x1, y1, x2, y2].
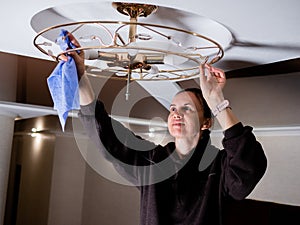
[170, 107, 176, 112]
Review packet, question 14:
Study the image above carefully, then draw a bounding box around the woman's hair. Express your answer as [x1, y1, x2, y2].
[176, 88, 212, 119]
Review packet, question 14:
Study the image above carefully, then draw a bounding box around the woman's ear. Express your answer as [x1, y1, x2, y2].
[201, 118, 213, 130]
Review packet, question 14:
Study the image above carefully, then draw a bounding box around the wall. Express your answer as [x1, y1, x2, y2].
[5, 116, 140, 225]
[47, 135, 86, 225]
[207, 72, 300, 206]
[223, 72, 300, 206]
[224, 73, 300, 127]
[251, 133, 300, 206]
[5, 133, 55, 225]
[211, 128, 300, 207]
[0, 52, 17, 101]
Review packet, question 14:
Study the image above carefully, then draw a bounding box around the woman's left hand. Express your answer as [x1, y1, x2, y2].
[199, 63, 226, 108]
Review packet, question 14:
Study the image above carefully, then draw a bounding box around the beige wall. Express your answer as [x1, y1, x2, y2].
[47, 135, 86, 225]
[10, 134, 55, 225]
[0, 52, 17, 101]
[211, 72, 300, 206]
[7, 117, 140, 225]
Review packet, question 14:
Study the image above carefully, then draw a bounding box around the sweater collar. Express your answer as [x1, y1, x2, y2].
[170, 129, 212, 168]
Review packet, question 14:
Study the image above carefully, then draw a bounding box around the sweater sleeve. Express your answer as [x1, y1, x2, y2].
[78, 99, 158, 185]
[221, 122, 267, 200]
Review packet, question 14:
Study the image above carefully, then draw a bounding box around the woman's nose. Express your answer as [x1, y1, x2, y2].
[173, 111, 182, 119]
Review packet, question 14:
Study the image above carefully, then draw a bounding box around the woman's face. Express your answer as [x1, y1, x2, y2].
[167, 91, 209, 139]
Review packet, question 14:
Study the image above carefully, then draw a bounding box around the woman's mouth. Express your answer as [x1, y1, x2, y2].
[172, 122, 184, 127]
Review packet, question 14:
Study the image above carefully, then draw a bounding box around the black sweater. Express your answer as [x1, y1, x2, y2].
[78, 100, 267, 225]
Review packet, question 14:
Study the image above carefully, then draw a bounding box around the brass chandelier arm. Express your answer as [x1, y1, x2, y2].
[34, 20, 224, 59]
[86, 64, 200, 81]
[33, 20, 224, 81]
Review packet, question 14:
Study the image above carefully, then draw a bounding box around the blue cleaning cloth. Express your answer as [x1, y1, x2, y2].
[47, 29, 80, 131]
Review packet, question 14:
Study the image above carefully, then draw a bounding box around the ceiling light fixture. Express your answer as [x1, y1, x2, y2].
[32, 1, 231, 98]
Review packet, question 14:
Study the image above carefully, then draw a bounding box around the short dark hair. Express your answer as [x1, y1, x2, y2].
[176, 88, 212, 119]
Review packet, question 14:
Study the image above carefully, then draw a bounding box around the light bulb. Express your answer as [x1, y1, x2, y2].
[149, 65, 159, 74]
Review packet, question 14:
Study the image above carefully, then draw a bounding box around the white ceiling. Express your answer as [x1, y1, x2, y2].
[2, 0, 299, 112]
[1, 0, 300, 70]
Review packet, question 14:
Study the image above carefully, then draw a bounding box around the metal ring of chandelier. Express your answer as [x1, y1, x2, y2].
[33, 4, 225, 82]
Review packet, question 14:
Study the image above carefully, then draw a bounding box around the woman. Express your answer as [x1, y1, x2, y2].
[68, 33, 267, 225]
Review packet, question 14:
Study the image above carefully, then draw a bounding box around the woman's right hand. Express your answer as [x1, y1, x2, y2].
[65, 32, 86, 79]
[61, 31, 95, 105]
